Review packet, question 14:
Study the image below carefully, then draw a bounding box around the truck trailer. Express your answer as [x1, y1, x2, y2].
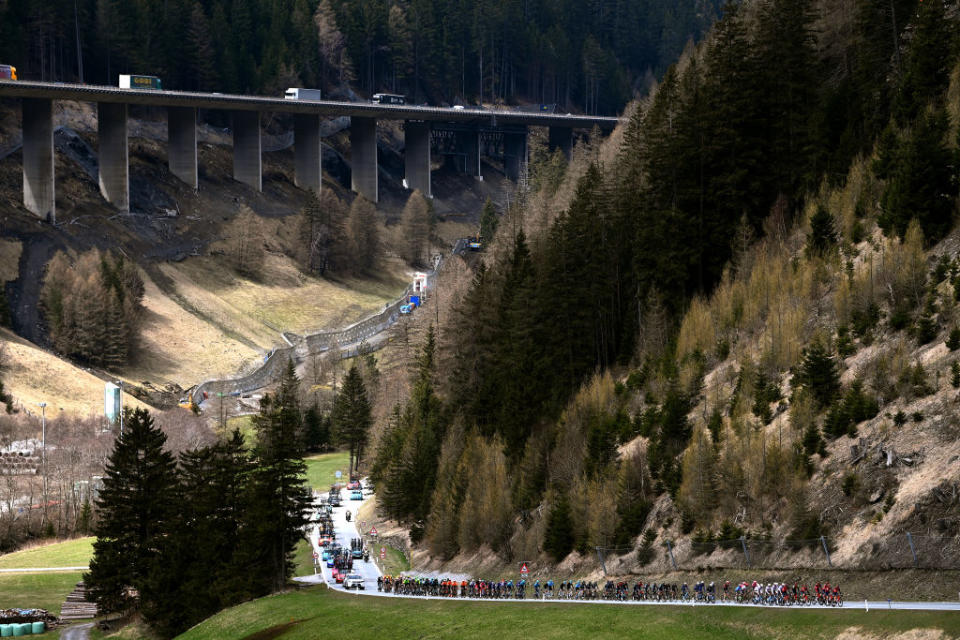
[285, 88, 323, 101]
[119, 74, 162, 90]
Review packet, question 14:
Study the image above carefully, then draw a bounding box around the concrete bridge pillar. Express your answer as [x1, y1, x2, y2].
[457, 130, 481, 178]
[504, 129, 527, 182]
[22, 98, 55, 222]
[97, 102, 129, 212]
[548, 127, 573, 159]
[294, 113, 322, 193]
[350, 117, 378, 203]
[404, 121, 431, 196]
[232, 111, 262, 191]
[168, 106, 198, 189]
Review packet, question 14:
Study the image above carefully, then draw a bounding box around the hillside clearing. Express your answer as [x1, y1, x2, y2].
[176, 585, 960, 640]
[0, 327, 145, 419]
[0, 537, 93, 569]
[304, 451, 351, 491]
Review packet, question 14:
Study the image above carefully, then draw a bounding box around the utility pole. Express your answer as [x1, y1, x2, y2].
[117, 380, 124, 438]
[38, 402, 47, 526]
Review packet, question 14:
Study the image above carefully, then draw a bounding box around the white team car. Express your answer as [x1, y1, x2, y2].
[343, 574, 365, 590]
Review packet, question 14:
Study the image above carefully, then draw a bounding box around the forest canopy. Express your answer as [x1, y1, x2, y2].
[0, 0, 723, 115]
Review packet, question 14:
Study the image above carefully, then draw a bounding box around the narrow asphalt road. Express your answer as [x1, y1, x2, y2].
[296, 489, 960, 612]
[297, 485, 383, 592]
[60, 622, 93, 640]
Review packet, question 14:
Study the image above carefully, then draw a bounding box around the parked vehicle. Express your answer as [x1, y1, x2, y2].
[119, 74, 162, 90]
[0, 65, 17, 81]
[343, 574, 365, 590]
[284, 87, 323, 101]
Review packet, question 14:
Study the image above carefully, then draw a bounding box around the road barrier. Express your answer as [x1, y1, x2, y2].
[192, 246, 450, 403]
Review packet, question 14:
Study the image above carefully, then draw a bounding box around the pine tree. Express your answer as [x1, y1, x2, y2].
[85, 409, 178, 613]
[239, 364, 310, 594]
[331, 364, 372, 475]
[399, 190, 431, 266]
[796, 340, 841, 408]
[543, 490, 574, 562]
[807, 206, 838, 257]
[142, 432, 248, 637]
[303, 403, 329, 452]
[346, 196, 380, 274]
[478, 197, 498, 244]
[879, 109, 955, 242]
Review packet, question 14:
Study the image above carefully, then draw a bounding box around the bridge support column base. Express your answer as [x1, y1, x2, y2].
[295, 114, 322, 193]
[504, 129, 527, 182]
[548, 127, 573, 160]
[404, 121, 431, 197]
[168, 106, 198, 190]
[22, 98, 55, 222]
[456, 130, 481, 178]
[98, 102, 129, 212]
[350, 117, 378, 203]
[232, 111, 262, 191]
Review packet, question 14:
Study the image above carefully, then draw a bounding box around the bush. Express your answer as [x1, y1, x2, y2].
[946, 328, 960, 351]
[841, 473, 859, 497]
[951, 362, 960, 389]
[836, 326, 856, 358]
[893, 411, 907, 427]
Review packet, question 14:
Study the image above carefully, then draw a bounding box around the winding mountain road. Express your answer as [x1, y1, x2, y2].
[295, 489, 960, 612]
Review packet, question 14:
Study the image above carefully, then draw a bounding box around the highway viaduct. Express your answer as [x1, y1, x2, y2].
[0, 81, 619, 223]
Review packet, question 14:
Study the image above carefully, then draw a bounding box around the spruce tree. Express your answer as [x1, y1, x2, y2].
[303, 403, 329, 452]
[796, 340, 841, 408]
[479, 197, 498, 244]
[807, 206, 838, 257]
[543, 491, 575, 562]
[85, 409, 178, 613]
[240, 364, 310, 594]
[332, 364, 372, 475]
[142, 432, 248, 637]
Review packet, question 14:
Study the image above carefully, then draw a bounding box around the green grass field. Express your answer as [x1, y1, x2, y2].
[0, 537, 94, 569]
[293, 538, 319, 578]
[177, 584, 960, 640]
[0, 571, 84, 615]
[304, 451, 351, 491]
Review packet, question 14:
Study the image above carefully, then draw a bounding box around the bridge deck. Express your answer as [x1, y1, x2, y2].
[0, 81, 620, 130]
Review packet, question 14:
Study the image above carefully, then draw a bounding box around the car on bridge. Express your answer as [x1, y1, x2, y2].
[343, 574, 365, 590]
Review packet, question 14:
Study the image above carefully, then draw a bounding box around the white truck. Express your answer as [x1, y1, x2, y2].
[285, 88, 323, 101]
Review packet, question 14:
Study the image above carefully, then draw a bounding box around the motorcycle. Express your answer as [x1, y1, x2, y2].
[346, 510, 352, 522]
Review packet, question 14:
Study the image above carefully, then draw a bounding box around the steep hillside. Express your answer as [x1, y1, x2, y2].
[0, 99, 506, 413]
[364, 0, 960, 581]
